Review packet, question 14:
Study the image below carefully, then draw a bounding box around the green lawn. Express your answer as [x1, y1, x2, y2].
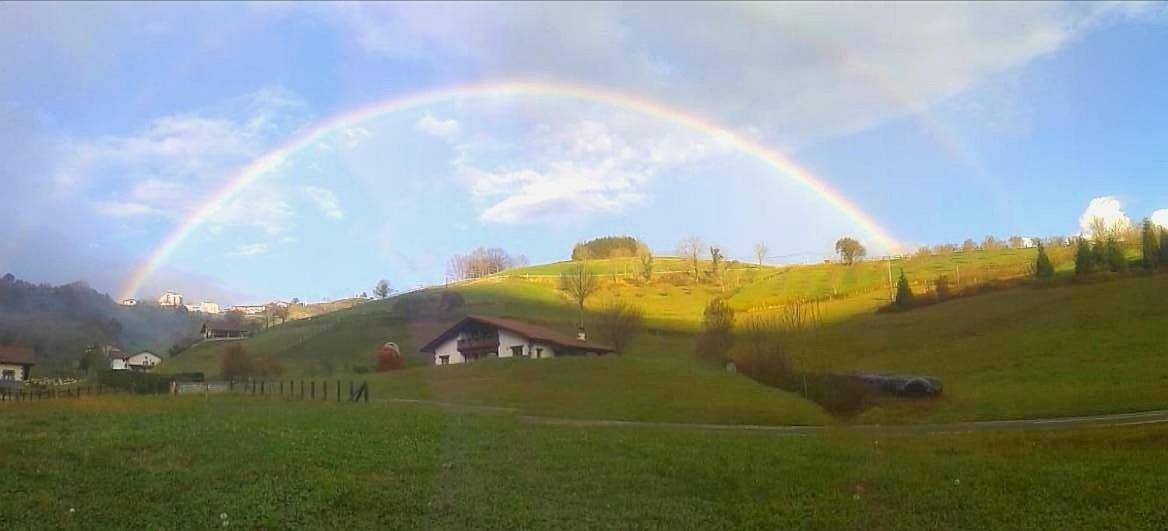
[368, 355, 831, 426]
[792, 274, 1168, 424]
[2, 397, 1166, 529]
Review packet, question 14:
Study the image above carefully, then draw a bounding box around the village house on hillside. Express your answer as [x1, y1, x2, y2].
[0, 345, 35, 388]
[158, 291, 184, 307]
[420, 315, 614, 366]
[109, 350, 162, 372]
[201, 321, 251, 340]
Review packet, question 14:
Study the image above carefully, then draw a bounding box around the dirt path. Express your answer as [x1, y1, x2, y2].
[383, 398, 1168, 435]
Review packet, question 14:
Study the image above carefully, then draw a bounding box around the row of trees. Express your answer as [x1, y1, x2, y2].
[1075, 218, 1168, 275]
[446, 247, 528, 281]
[571, 236, 646, 260]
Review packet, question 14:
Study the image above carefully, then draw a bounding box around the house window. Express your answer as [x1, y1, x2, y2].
[1, 369, 14, 380]
[439, 355, 450, 365]
[510, 346, 524, 357]
[535, 347, 543, 359]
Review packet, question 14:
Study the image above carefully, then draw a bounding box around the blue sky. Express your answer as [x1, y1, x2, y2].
[1, 2, 1166, 304]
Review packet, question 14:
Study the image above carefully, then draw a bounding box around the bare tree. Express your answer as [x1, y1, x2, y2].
[558, 262, 600, 328]
[676, 235, 706, 280]
[709, 246, 725, 287]
[753, 242, 769, 265]
[594, 301, 644, 354]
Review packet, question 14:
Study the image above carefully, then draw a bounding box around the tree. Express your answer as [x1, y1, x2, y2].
[709, 246, 725, 284]
[1034, 241, 1055, 278]
[962, 239, 977, 252]
[1008, 236, 1025, 249]
[79, 345, 106, 374]
[638, 250, 655, 282]
[894, 270, 914, 309]
[558, 262, 600, 328]
[1104, 236, 1127, 272]
[220, 343, 254, 379]
[753, 242, 769, 265]
[676, 236, 706, 281]
[594, 301, 644, 354]
[834, 237, 866, 265]
[1074, 237, 1095, 276]
[253, 355, 285, 378]
[1141, 218, 1161, 269]
[981, 235, 1002, 251]
[1160, 228, 1168, 266]
[933, 275, 952, 300]
[696, 298, 734, 363]
[374, 280, 392, 299]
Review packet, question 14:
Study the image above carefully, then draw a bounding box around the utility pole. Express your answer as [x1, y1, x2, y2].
[886, 257, 894, 302]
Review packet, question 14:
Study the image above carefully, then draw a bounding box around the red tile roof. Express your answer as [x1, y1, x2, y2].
[419, 315, 614, 354]
[0, 345, 35, 365]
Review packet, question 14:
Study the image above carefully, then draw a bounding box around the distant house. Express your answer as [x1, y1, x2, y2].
[119, 298, 138, 307]
[201, 321, 251, 341]
[419, 315, 614, 366]
[0, 345, 35, 387]
[230, 305, 267, 315]
[125, 351, 162, 372]
[107, 348, 130, 370]
[199, 302, 221, 314]
[158, 291, 184, 307]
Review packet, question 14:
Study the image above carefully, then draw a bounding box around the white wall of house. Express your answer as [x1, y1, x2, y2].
[0, 362, 29, 381]
[110, 358, 128, 370]
[432, 328, 561, 365]
[126, 352, 162, 369]
[433, 336, 465, 365]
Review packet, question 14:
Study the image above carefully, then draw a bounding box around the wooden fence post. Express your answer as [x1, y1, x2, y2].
[336, 380, 341, 402]
[348, 381, 353, 401]
[260, 380, 265, 396]
[310, 381, 315, 400]
[323, 381, 328, 401]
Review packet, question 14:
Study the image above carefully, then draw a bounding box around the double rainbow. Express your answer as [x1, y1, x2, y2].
[119, 79, 900, 300]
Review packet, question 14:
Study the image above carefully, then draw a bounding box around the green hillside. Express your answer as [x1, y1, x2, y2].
[160, 247, 1166, 425]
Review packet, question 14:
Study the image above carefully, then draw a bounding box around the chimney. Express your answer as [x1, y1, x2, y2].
[577, 326, 586, 341]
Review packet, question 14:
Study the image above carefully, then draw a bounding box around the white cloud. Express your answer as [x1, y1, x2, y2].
[1151, 209, 1168, 230]
[92, 201, 161, 218]
[448, 115, 724, 224]
[225, 243, 269, 257]
[298, 186, 345, 219]
[417, 114, 460, 139]
[1078, 196, 1132, 238]
[211, 194, 295, 236]
[321, 3, 1151, 147]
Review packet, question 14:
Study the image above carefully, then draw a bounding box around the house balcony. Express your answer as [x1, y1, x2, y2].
[457, 337, 499, 352]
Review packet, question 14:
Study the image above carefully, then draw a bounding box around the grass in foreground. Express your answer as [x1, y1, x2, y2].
[2, 397, 1166, 529]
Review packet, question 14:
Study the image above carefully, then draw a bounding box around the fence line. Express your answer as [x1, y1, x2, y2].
[1, 378, 370, 404]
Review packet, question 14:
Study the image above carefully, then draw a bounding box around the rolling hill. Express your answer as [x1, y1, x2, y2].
[154, 245, 1165, 426]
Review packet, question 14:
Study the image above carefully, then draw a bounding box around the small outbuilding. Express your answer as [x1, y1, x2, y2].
[201, 321, 251, 341]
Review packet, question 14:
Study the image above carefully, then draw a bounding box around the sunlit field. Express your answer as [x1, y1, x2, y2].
[2, 396, 1165, 529]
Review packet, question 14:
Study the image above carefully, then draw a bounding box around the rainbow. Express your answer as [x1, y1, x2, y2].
[119, 79, 901, 300]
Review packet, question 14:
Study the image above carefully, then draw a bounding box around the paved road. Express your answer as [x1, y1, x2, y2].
[385, 398, 1168, 435]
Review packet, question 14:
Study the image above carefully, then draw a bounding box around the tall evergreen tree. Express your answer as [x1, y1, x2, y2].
[894, 270, 914, 309]
[1141, 218, 1161, 269]
[1074, 238, 1095, 276]
[1034, 241, 1055, 278]
[1160, 228, 1168, 266]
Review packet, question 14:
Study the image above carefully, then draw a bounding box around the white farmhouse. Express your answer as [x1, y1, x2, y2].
[419, 315, 614, 366]
[0, 345, 35, 387]
[158, 291, 184, 307]
[199, 302, 220, 314]
[119, 298, 138, 307]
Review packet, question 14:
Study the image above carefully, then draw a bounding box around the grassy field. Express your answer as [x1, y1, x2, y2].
[790, 273, 1168, 424]
[2, 396, 1166, 529]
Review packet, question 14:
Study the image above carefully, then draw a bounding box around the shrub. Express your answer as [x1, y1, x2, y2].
[352, 365, 370, 374]
[1034, 242, 1055, 278]
[696, 298, 734, 363]
[593, 301, 645, 354]
[253, 355, 285, 378]
[219, 343, 254, 379]
[894, 271, 914, 309]
[1075, 238, 1095, 276]
[97, 370, 172, 394]
[934, 275, 953, 300]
